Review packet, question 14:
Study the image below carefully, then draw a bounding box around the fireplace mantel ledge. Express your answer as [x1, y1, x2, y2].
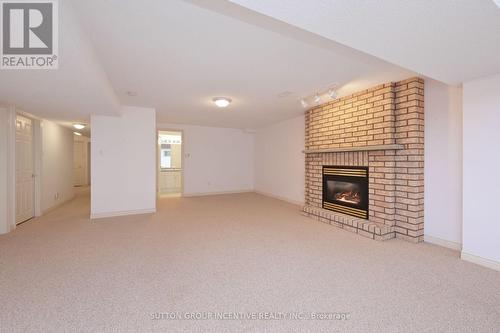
[302, 144, 404, 154]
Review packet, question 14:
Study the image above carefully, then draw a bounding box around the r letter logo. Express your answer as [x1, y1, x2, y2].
[1, 0, 58, 69]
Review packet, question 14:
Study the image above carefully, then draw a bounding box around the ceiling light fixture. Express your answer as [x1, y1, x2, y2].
[300, 83, 342, 108]
[73, 123, 86, 130]
[73, 132, 82, 136]
[314, 94, 321, 104]
[212, 97, 232, 108]
[328, 88, 338, 100]
[277, 91, 293, 98]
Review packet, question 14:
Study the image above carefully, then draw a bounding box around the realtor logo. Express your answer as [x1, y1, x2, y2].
[1, 0, 58, 69]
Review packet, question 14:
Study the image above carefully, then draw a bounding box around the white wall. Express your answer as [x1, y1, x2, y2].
[424, 79, 463, 248]
[91, 106, 156, 218]
[41, 120, 75, 212]
[462, 74, 500, 266]
[0, 107, 8, 233]
[254, 115, 305, 205]
[0, 107, 15, 234]
[158, 123, 254, 195]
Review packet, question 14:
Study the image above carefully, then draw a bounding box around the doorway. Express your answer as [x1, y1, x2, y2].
[157, 130, 183, 197]
[73, 134, 90, 187]
[15, 115, 34, 224]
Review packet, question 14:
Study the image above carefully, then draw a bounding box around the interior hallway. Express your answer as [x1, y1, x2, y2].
[1, 189, 499, 332]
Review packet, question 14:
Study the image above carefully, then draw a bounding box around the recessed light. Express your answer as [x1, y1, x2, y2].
[277, 91, 293, 98]
[74, 132, 82, 136]
[73, 123, 86, 130]
[212, 97, 231, 108]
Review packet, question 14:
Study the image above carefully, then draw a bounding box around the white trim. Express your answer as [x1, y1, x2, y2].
[16, 109, 42, 121]
[424, 235, 462, 251]
[4, 106, 16, 233]
[254, 190, 304, 206]
[33, 119, 43, 217]
[183, 190, 253, 197]
[15, 112, 37, 225]
[461, 251, 500, 272]
[91, 208, 156, 219]
[0, 106, 13, 234]
[7, 107, 16, 231]
[41, 195, 75, 215]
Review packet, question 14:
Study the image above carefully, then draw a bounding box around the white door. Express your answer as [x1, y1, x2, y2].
[73, 141, 86, 186]
[15, 115, 34, 224]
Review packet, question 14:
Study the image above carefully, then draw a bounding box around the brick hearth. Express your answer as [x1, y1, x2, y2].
[302, 77, 424, 242]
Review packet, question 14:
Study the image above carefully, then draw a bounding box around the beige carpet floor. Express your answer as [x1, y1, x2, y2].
[1, 187, 499, 332]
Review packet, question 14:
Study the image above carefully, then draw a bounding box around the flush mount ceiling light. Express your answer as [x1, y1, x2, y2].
[73, 132, 82, 136]
[212, 97, 232, 108]
[73, 123, 86, 130]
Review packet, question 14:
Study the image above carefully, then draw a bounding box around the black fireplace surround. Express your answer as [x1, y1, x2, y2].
[322, 166, 369, 219]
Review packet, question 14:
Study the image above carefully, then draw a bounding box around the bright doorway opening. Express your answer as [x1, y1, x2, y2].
[157, 130, 183, 197]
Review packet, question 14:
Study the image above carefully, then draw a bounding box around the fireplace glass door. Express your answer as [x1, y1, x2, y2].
[322, 166, 369, 219]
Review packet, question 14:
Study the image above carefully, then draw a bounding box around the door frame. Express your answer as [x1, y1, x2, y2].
[4, 108, 43, 231]
[15, 111, 43, 223]
[2, 106, 16, 233]
[73, 134, 90, 186]
[156, 128, 184, 198]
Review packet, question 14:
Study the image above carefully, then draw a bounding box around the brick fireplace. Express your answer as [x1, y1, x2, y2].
[302, 77, 424, 242]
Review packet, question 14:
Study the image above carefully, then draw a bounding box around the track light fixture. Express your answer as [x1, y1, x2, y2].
[314, 94, 321, 104]
[300, 83, 341, 108]
[328, 88, 338, 99]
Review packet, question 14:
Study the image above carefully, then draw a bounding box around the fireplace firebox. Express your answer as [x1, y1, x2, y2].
[322, 166, 369, 219]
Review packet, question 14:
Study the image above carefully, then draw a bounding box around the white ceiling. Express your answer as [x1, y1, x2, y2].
[2, 0, 498, 129]
[229, 0, 500, 85]
[0, 0, 119, 125]
[70, 0, 416, 129]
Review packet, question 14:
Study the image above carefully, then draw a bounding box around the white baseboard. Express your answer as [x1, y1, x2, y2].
[183, 190, 253, 197]
[41, 195, 75, 216]
[254, 190, 304, 206]
[91, 208, 156, 219]
[461, 252, 500, 272]
[424, 235, 462, 251]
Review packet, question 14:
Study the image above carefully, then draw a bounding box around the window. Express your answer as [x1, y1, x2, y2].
[160, 144, 172, 169]
[158, 133, 182, 170]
